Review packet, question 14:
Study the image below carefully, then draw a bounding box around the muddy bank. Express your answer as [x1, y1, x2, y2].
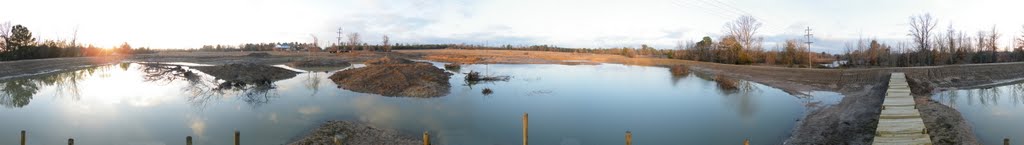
[192, 63, 299, 83]
[903, 62, 1024, 93]
[286, 58, 352, 72]
[130, 51, 417, 66]
[289, 121, 421, 145]
[0, 56, 123, 81]
[330, 57, 452, 97]
[917, 99, 979, 144]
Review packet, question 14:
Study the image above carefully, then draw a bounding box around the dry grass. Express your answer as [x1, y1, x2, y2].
[670, 65, 690, 76]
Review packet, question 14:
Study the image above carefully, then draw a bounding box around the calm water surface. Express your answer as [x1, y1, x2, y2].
[932, 83, 1024, 145]
[0, 62, 841, 145]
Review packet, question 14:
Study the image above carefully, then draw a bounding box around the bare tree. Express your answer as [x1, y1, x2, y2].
[347, 33, 360, 52]
[0, 22, 10, 51]
[382, 35, 391, 52]
[909, 14, 938, 51]
[1017, 25, 1024, 50]
[724, 15, 763, 50]
[987, 25, 1001, 62]
[309, 34, 320, 54]
[71, 25, 78, 47]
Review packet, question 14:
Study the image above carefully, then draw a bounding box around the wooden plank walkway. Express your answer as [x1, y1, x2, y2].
[872, 73, 932, 145]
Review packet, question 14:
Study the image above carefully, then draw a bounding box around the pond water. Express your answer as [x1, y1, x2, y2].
[932, 83, 1024, 145]
[0, 62, 842, 145]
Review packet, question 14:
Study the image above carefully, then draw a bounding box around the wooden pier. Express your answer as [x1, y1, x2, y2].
[872, 73, 932, 145]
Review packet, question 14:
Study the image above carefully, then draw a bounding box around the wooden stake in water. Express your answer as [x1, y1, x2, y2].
[744, 138, 750, 145]
[1006, 138, 1011, 145]
[186, 136, 193, 145]
[423, 131, 430, 145]
[20, 130, 26, 145]
[625, 131, 632, 145]
[523, 113, 528, 145]
[234, 130, 240, 145]
[68, 138, 74, 145]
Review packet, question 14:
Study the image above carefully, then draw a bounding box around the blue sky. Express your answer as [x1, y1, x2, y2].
[2, 0, 1023, 53]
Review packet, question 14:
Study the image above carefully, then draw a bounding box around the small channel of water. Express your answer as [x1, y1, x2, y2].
[0, 62, 841, 145]
[932, 83, 1024, 145]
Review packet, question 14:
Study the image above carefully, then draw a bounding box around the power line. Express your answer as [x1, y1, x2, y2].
[668, 0, 736, 20]
[805, 26, 814, 66]
[674, 0, 789, 35]
[336, 28, 343, 46]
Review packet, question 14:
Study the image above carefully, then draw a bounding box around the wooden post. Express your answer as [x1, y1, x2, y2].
[186, 136, 193, 145]
[68, 138, 74, 145]
[625, 131, 632, 145]
[1006, 138, 1011, 145]
[744, 138, 750, 145]
[20, 130, 25, 145]
[333, 136, 341, 145]
[234, 130, 240, 145]
[523, 113, 528, 145]
[423, 131, 430, 145]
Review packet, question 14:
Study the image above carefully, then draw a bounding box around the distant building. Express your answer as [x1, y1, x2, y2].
[274, 44, 294, 51]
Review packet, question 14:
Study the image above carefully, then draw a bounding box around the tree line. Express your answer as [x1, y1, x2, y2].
[0, 22, 153, 61]
[840, 14, 1024, 67]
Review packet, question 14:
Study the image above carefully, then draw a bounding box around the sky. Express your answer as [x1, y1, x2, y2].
[2, 0, 1023, 53]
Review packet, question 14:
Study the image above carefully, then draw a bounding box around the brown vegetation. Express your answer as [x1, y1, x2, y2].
[443, 63, 461, 71]
[669, 65, 689, 76]
[713, 74, 739, 91]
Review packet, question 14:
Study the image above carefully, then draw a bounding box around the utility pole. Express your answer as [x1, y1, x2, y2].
[804, 26, 814, 67]
[342, 27, 350, 50]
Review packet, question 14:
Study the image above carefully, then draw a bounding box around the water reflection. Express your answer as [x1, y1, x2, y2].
[0, 62, 845, 145]
[136, 63, 284, 108]
[303, 73, 322, 96]
[0, 66, 104, 108]
[934, 84, 1024, 107]
[932, 82, 1024, 144]
[0, 79, 38, 108]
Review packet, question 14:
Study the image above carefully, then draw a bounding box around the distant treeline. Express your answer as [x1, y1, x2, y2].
[0, 22, 155, 61]
[441, 14, 1024, 68]
[839, 14, 1024, 67]
[437, 16, 832, 67]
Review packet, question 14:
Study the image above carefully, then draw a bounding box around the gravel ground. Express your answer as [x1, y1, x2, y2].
[289, 121, 421, 145]
[329, 57, 452, 97]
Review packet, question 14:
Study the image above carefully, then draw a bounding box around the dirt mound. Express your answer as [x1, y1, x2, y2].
[246, 52, 271, 57]
[364, 56, 419, 66]
[289, 121, 420, 145]
[288, 58, 352, 68]
[329, 62, 452, 97]
[193, 63, 299, 83]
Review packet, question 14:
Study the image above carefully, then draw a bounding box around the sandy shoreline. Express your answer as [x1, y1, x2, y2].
[5, 49, 1022, 144]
